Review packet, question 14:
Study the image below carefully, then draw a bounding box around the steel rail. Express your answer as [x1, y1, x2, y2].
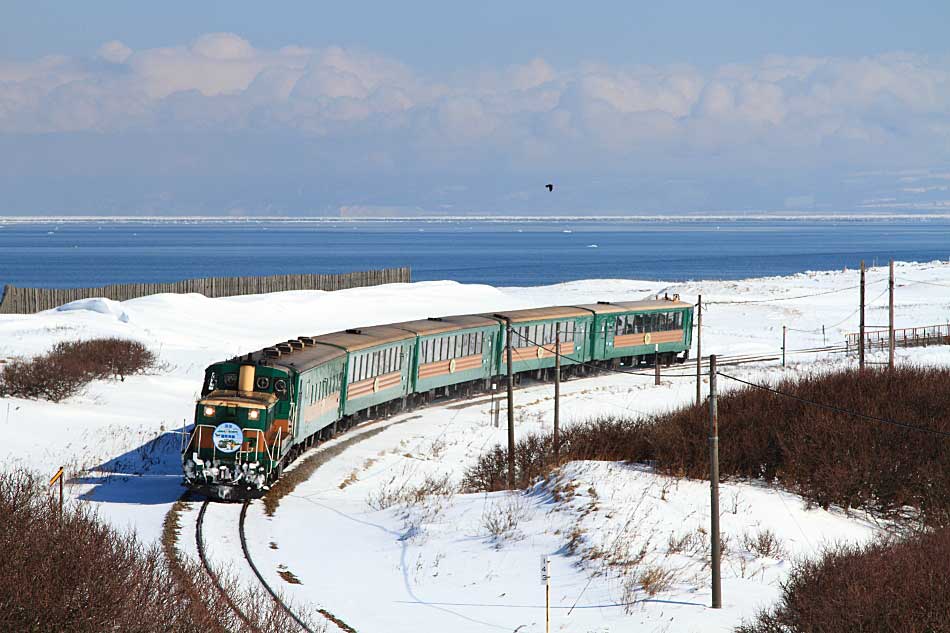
[195, 500, 262, 633]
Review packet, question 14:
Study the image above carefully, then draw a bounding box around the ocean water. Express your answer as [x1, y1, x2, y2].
[1, 218, 950, 289]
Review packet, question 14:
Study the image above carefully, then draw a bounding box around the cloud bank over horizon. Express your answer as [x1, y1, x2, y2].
[1, 33, 949, 215]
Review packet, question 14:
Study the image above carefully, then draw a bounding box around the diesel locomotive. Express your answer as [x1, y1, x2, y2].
[182, 297, 693, 500]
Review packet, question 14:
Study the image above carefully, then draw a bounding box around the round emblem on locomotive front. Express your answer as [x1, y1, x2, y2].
[212, 422, 243, 453]
[643, 333, 652, 344]
[449, 359, 456, 373]
[373, 376, 380, 392]
[536, 347, 544, 359]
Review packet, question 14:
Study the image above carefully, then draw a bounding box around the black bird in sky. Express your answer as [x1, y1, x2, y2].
[545, 183, 554, 192]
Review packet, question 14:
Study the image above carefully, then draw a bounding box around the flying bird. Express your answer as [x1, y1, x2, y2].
[545, 183, 554, 192]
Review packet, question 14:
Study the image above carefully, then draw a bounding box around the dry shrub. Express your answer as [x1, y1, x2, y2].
[367, 473, 454, 511]
[637, 564, 678, 596]
[0, 468, 299, 633]
[741, 529, 786, 559]
[0, 337, 156, 401]
[737, 528, 950, 633]
[465, 366, 950, 526]
[481, 494, 529, 545]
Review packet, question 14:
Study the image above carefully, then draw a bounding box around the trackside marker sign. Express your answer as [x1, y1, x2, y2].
[213, 422, 244, 453]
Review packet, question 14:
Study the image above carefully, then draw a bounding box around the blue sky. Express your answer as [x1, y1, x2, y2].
[1, 2, 949, 215]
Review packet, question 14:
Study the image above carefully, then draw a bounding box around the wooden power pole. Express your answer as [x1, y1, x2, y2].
[782, 325, 787, 367]
[708, 355, 721, 609]
[554, 322, 561, 464]
[696, 295, 702, 406]
[889, 259, 895, 370]
[859, 260, 866, 370]
[505, 318, 516, 489]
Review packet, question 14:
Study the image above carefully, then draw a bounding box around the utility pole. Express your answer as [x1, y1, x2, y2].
[554, 322, 561, 464]
[782, 325, 787, 367]
[708, 355, 722, 609]
[859, 260, 866, 370]
[696, 295, 702, 406]
[654, 343, 661, 385]
[889, 259, 895, 370]
[505, 317, 516, 490]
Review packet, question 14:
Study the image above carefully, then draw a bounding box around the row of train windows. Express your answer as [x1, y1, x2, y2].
[507, 320, 580, 349]
[348, 346, 404, 384]
[306, 373, 342, 405]
[421, 331, 487, 364]
[614, 311, 685, 335]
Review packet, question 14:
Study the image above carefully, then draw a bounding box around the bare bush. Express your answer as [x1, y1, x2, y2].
[367, 473, 454, 511]
[481, 494, 529, 545]
[638, 564, 678, 596]
[737, 528, 950, 633]
[741, 529, 786, 559]
[0, 468, 300, 633]
[465, 366, 950, 527]
[0, 337, 157, 402]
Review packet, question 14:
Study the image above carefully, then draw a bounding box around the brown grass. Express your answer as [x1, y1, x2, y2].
[464, 366, 950, 526]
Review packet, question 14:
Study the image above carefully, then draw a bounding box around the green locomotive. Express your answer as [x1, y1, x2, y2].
[182, 296, 693, 500]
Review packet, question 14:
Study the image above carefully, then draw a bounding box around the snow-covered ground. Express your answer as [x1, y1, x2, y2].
[2, 261, 950, 632]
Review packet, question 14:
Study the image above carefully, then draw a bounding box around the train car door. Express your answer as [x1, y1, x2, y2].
[603, 315, 616, 358]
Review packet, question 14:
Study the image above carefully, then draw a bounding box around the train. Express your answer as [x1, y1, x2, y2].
[181, 296, 694, 500]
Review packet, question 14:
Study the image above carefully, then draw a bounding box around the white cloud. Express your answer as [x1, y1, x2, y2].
[0, 34, 948, 175]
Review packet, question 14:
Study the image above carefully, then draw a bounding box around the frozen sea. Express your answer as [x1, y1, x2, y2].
[2, 217, 950, 288]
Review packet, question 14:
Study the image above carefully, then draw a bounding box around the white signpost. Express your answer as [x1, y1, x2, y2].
[540, 556, 551, 633]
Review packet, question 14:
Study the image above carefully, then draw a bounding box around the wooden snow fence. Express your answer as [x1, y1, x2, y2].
[0, 267, 412, 314]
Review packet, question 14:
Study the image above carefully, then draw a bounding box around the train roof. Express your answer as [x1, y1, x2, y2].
[487, 305, 594, 323]
[612, 298, 693, 311]
[312, 325, 414, 352]
[243, 340, 346, 372]
[392, 315, 499, 336]
[571, 302, 629, 314]
[572, 298, 692, 314]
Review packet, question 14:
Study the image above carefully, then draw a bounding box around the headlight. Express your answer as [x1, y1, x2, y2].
[247, 409, 260, 420]
[203, 405, 216, 417]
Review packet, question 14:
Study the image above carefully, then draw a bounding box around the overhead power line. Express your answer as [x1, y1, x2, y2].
[704, 279, 885, 306]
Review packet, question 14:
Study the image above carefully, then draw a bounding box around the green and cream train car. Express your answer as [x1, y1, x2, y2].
[182, 296, 693, 500]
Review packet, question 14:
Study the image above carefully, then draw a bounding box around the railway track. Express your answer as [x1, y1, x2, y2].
[195, 500, 262, 633]
[195, 497, 326, 633]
